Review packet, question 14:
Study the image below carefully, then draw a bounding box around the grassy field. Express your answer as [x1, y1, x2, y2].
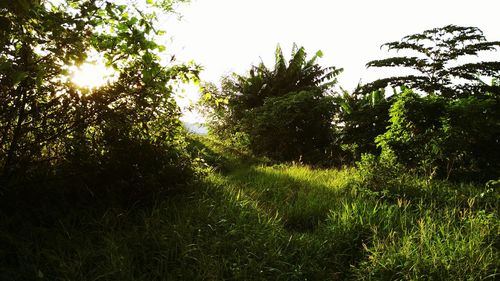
[1, 138, 498, 280]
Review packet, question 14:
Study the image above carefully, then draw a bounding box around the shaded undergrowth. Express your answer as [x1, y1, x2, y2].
[0, 137, 498, 280]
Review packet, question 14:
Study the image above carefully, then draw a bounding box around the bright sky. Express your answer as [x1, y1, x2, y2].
[162, 0, 500, 123]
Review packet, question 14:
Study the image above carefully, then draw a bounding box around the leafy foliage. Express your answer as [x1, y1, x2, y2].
[2, 3, 499, 281]
[363, 25, 500, 98]
[333, 88, 392, 163]
[376, 90, 449, 177]
[244, 90, 337, 162]
[0, 0, 199, 200]
[200, 45, 342, 163]
[376, 89, 500, 181]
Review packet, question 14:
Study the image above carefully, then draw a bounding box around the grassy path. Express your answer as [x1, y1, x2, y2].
[1, 141, 498, 280]
[199, 164, 499, 280]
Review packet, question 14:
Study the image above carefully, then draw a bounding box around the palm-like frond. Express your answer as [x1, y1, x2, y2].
[232, 44, 342, 109]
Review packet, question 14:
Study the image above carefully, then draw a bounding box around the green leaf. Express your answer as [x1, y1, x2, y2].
[12, 71, 28, 86]
[0, 61, 11, 71]
[143, 68, 153, 82]
[129, 17, 138, 25]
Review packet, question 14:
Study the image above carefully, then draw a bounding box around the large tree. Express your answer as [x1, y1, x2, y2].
[0, 0, 199, 192]
[201, 45, 342, 163]
[362, 25, 500, 98]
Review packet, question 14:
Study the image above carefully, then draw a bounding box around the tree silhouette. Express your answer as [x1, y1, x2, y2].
[0, 0, 199, 191]
[363, 25, 500, 98]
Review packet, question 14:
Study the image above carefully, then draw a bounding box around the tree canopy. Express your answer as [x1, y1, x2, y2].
[0, 0, 199, 195]
[362, 25, 500, 98]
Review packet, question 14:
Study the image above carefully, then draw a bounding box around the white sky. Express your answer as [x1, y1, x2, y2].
[162, 0, 500, 123]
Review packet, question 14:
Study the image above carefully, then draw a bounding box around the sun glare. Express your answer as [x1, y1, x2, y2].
[71, 63, 115, 89]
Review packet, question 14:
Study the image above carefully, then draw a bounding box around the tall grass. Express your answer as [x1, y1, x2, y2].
[1, 139, 498, 280]
[222, 164, 498, 280]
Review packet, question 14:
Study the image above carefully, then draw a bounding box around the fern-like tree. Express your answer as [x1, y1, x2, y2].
[362, 25, 500, 98]
[201, 45, 342, 163]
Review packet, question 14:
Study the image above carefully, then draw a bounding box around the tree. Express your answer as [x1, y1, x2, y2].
[363, 25, 500, 98]
[201, 45, 342, 163]
[0, 0, 199, 194]
[357, 25, 500, 180]
[1, 0, 93, 186]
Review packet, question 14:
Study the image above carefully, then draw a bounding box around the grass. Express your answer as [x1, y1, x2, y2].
[0, 137, 498, 280]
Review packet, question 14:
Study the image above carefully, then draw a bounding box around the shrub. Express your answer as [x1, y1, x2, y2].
[376, 89, 500, 181]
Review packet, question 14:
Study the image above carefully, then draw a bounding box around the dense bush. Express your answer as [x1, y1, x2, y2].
[376, 89, 500, 181]
[244, 90, 336, 163]
[334, 89, 392, 163]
